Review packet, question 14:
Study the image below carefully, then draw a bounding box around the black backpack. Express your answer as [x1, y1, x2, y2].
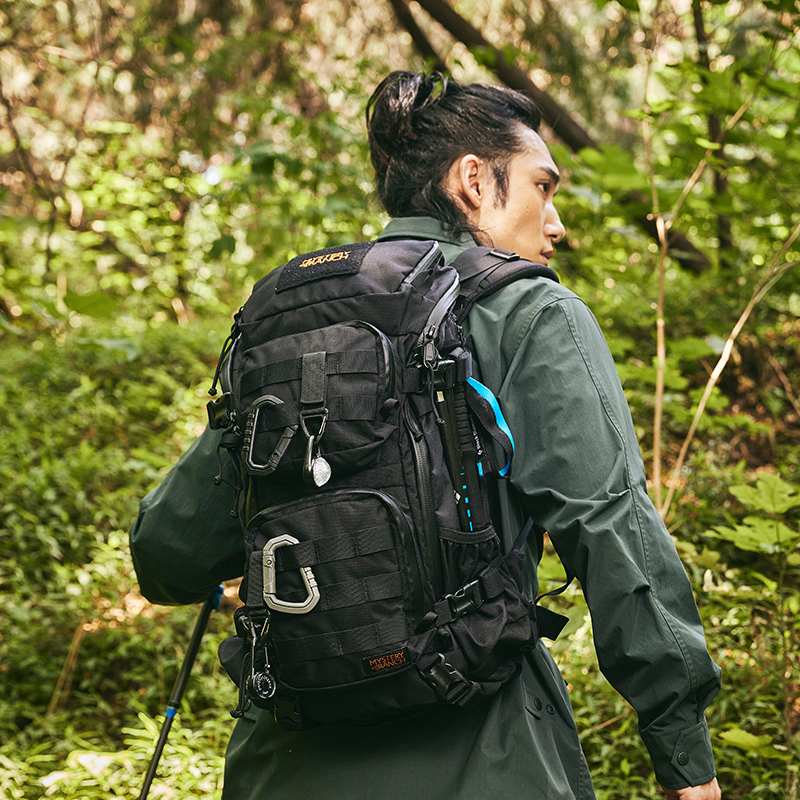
[208, 239, 564, 730]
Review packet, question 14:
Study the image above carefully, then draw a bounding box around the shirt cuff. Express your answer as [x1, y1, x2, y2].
[640, 716, 716, 790]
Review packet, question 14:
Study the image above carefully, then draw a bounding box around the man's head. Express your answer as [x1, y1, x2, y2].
[366, 71, 565, 264]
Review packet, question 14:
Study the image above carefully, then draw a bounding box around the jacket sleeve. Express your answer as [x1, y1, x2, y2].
[129, 426, 246, 605]
[495, 289, 721, 790]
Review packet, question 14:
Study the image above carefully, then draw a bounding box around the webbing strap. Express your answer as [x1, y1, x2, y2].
[277, 572, 404, 612]
[274, 618, 408, 663]
[276, 525, 394, 570]
[301, 351, 326, 406]
[241, 351, 378, 396]
[465, 377, 514, 477]
[429, 566, 507, 626]
[451, 247, 558, 322]
[247, 396, 377, 431]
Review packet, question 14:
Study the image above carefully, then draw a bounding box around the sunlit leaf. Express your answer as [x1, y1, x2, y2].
[707, 516, 799, 554]
[77, 337, 140, 361]
[64, 292, 117, 319]
[729, 474, 800, 514]
[719, 728, 791, 760]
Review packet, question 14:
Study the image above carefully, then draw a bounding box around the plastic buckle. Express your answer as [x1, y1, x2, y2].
[445, 579, 480, 620]
[431, 358, 456, 390]
[207, 393, 232, 430]
[262, 535, 321, 614]
[422, 654, 479, 706]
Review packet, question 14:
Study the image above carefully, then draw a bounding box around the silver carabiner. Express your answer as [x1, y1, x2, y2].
[262, 534, 321, 614]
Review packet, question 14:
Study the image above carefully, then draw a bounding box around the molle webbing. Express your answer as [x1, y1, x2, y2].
[240, 350, 379, 397]
[275, 573, 404, 613]
[250, 398, 378, 430]
[273, 618, 409, 663]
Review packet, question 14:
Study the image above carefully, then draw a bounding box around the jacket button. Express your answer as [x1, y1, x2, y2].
[677, 752, 689, 766]
[546, 704, 555, 715]
[534, 697, 542, 711]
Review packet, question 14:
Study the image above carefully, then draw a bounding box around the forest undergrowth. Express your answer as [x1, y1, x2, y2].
[1, 277, 797, 799]
[2, 0, 800, 797]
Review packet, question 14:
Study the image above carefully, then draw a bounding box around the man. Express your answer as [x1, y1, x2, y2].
[131, 72, 721, 799]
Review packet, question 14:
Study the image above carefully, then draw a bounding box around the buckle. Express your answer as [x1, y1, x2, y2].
[299, 407, 328, 439]
[445, 579, 481, 620]
[262, 535, 321, 614]
[421, 654, 479, 706]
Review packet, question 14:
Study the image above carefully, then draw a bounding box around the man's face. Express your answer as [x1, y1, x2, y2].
[476, 128, 565, 265]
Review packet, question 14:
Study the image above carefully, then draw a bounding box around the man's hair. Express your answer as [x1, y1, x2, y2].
[366, 71, 542, 236]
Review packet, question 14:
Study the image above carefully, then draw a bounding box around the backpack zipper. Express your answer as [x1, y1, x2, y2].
[352, 321, 395, 405]
[417, 273, 460, 367]
[403, 401, 442, 600]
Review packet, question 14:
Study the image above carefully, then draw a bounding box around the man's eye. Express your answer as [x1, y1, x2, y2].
[537, 182, 551, 194]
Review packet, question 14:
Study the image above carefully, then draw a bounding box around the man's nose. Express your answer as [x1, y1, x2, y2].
[544, 203, 565, 244]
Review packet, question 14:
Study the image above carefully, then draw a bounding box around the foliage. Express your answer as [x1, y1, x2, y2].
[701, 473, 800, 795]
[1, 0, 799, 797]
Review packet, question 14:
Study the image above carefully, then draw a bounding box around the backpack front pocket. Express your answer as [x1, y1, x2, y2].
[237, 321, 397, 481]
[243, 489, 423, 689]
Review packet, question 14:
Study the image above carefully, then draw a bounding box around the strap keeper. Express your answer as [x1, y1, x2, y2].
[489, 248, 519, 261]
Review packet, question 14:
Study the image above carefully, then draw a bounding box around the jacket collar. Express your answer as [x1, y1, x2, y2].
[376, 217, 477, 263]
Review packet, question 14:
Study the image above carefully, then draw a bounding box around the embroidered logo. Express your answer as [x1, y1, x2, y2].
[297, 250, 351, 269]
[363, 648, 409, 675]
[275, 241, 372, 293]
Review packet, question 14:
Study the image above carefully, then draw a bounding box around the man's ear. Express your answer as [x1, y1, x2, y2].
[450, 154, 487, 210]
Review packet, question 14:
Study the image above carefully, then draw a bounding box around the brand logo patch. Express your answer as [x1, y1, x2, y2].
[363, 648, 409, 675]
[275, 241, 373, 293]
[297, 250, 351, 269]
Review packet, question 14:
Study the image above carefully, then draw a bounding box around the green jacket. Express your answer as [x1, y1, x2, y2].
[130, 216, 720, 798]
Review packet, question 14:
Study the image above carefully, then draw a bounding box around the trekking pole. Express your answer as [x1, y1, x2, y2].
[138, 585, 224, 800]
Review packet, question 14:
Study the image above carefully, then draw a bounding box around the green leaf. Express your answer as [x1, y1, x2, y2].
[64, 292, 117, 319]
[762, 0, 799, 11]
[695, 137, 721, 151]
[719, 728, 791, 761]
[668, 336, 715, 363]
[130, 448, 174, 469]
[729, 474, 800, 514]
[76, 337, 140, 361]
[85, 120, 137, 135]
[622, 109, 650, 120]
[209, 234, 236, 259]
[708, 516, 799, 554]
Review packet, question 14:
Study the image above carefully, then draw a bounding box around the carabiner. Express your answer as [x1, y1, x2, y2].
[262, 534, 321, 614]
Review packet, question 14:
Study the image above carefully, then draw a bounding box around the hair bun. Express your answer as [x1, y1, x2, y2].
[366, 71, 449, 175]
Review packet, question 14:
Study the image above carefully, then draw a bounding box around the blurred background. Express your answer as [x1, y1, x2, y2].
[0, 0, 798, 797]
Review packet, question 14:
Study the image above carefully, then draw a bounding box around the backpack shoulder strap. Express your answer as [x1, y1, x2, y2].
[451, 246, 559, 322]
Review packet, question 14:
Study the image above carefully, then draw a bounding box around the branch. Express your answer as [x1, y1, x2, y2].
[412, 0, 711, 272]
[641, 49, 668, 508]
[388, 0, 447, 73]
[660, 222, 800, 517]
[692, 0, 733, 266]
[414, 0, 597, 150]
[0, 76, 51, 201]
